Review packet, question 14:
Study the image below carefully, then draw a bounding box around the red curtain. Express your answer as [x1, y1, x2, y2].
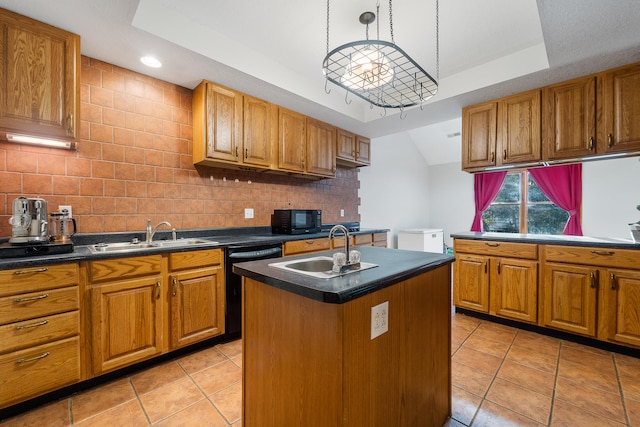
[471, 171, 507, 232]
[529, 164, 583, 236]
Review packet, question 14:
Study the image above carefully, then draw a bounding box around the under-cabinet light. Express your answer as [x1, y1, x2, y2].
[140, 56, 162, 68]
[5, 133, 77, 150]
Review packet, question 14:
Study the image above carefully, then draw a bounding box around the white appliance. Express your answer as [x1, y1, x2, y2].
[398, 228, 444, 253]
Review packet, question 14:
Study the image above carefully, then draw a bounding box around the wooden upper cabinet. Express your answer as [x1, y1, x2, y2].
[243, 95, 275, 167]
[0, 7, 80, 143]
[598, 62, 640, 154]
[462, 101, 498, 170]
[193, 80, 242, 165]
[337, 129, 371, 167]
[543, 76, 596, 160]
[277, 107, 306, 173]
[306, 118, 336, 177]
[498, 89, 541, 165]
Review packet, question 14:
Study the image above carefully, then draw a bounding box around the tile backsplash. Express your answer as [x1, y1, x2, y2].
[0, 56, 360, 237]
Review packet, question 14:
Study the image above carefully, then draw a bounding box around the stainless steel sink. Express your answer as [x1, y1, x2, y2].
[87, 238, 216, 254]
[269, 256, 378, 278]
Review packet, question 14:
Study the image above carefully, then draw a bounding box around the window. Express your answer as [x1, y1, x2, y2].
[482, 171, 569, 234]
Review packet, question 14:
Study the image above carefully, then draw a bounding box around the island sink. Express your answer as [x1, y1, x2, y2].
[269, 255, 378, 278]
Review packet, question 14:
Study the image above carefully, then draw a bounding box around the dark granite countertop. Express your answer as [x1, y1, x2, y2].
[451, 231, 640, 249]
[0, 226, 390, 270]
[232, 246, 455, 304]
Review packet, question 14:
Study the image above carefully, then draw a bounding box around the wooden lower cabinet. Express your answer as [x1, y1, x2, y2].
[600, 269, 640, 347]
[454, 254, 489, 313]
[491, 258, 538, 323]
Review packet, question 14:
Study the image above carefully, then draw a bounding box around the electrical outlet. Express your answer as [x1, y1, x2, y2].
[59, 205, 72, 218]
[244, 208, 254, 219]
[371, 301, 389, 340]
[340, 209, 344, 217]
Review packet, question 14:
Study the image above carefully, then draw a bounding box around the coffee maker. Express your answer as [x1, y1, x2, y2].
[9, 197, 49, 244]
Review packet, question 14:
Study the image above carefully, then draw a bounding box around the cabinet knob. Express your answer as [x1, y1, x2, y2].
[610, 273, 616, 290]
[156, 281, 161, 299]
[588, 137, 594, 150]
[608, 133, 613, 148]
[245, 148, 248, 159]
[590, 271, 598, 289]
[503, 150, 507, 161]
[172, 278, 177, 296]
[490, 152, 495, 162]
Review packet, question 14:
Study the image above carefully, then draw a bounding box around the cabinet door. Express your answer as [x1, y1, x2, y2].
[204, 82, 242, 162]
[491, 258, 537, 323]
[337, 128, 356, 162]
[90, 275, 163, 374]
[601, 269, 640, 347]
[543, 263, 597, 337]
[453, 254, 489, 313]
[356, 135, 371, 165]
[543, 76, 596, 160]
[306, 118, 336, 177]
[462, 101, 497, 170]
[498, 90, 541, 164]
[599, 63, 640, 153]
[243, 95, 274, 167]
[169, 267, 225, 349]
[0, 9, 79, 141]
[277, 108, 305, 172]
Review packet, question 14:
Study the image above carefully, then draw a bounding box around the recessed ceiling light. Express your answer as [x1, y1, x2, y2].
[140, 56, 162, 68]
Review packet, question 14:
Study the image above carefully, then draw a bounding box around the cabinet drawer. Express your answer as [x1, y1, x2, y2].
[544, 245, 640, 269]
[89, 255, 162, 283]
[353, 234, 372, 246]
[0, 263, 79, 297]
[454, 240, 538, 259]
[284, 239, 330, 256]
[373, 233, 387, 243]
[0, 337, 80, 409]
[169, 249, 223, 271]
[0, 311, 79, 354]
[0, 286, 79, 325]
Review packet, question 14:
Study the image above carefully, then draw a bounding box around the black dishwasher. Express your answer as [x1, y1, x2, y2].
[225, 242, 283, 339]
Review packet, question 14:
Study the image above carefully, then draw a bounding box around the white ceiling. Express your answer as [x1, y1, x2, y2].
[1, 0, 640, 164]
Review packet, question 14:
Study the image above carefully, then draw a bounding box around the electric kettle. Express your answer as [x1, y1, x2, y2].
[9, 197, 49, 244]
[49, 209, 76, 243]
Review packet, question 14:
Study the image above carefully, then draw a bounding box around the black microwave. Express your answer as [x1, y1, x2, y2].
[271, 209, 322, 234]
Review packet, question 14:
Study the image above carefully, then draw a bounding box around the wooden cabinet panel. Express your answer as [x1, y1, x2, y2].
[0, 263, 78, 296]
[0, 8, 80, 142]
[353, 234, 372, 247]
[454, 240, 537, 259]
[90, 275, 163, 374]
[169, 267, 225, 349]
[373, 232, 387, 247]
[306, 118, 336, 177]
[0, 286, 78, 324]
[89, 255, 161, 283]
[598, 62, 640, 154]
[462, 101, 497, 169]
[543, 76, 596, 160]
[243, 95, 275, 167]
[336, 129, 371, 167]
[356, 135, 371, 165]
[544, 245, 640, 269]
[0, 311, 78, 354]
[0, 336, 80, 408]
[491, 258, 537, 323]
[499, 89, 541, 164]
[543, 262, 597, 337]
[454, 254, 489, 313]
[277, 108, 305, 172]
[601, 269, 640, 347]
[169, 248, 222, 271]
[283, 238, 330, 256]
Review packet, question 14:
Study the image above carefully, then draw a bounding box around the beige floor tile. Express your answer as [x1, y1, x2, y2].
[139, 378, 205, 424]
[153, 399, 228, 427]
[505, 345, 558, 374]
[215, 340, 242, 359]
[550, 399, 627, 427]
[619, 373, 640, 402]
[485, 378, 552, 425]
[73, 400, 147, 427]
[70, 377, 136, 423]
[496, 360, 555, 396]
[560, 344, 615, 369]
[210, 382, 242, 425]
[451, 360, 494, 396]
[625, 397, 640, 427]
[463, 334, 511, 358]
[473, 399, 545, 427]
[511, 330, 561, 357]
[451, 385, 482, 425]
[557, 357, 619, 395]
[473, 323, 517, 344]
[0, 399, 70, 427]
[561, 339, 612, 356]
[554, 376, 626, 423]
[453, 346, 503, 376]
[614, 352, 640, 376]
[130, 360, 189, 395]
[177, 346, 228, 375]
[451, 313, 482, 332]
[191, 360, 242, 396]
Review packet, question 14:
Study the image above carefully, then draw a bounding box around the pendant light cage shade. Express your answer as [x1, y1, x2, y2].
[322, 40, 438, 109]
[322, 0, 439, 111]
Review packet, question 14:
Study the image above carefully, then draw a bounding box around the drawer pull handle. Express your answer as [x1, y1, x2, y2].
[16, 352, 50, 364]
[156, 281, 161, 299]
[15, 320, 49, 330]
[13, 267, 48, 275]
[588, 136, 594, 150]
[497, 260, 501, 274]
[484, 261, 488, 274]
[305, 240, 315, 244]
[591, 250, 615, 256]
[590, 271, 598, 289]
[485, 242, 500, 247]
[172, 278, 178, 297]
[608, 133, 613, 148]
[14, 294, 49, 303]
[610, 273, 616, 290]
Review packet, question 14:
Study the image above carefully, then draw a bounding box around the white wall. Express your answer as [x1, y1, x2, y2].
[360, 138, 640, 244]
[359, 133, 431, 248]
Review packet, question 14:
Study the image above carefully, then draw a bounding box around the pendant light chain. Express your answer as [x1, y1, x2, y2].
[436, 0, 439, 82]
[388, 0, 395, 45]
[326, 0, 330, 55]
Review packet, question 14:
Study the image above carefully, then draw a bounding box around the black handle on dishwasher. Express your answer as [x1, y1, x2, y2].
[228, 247, 283, 259]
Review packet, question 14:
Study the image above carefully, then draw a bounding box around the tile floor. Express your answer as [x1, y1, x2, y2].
[1, 313, 639, 426]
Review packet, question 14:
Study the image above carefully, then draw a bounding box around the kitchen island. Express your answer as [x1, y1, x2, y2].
[233, 246, 455, 427]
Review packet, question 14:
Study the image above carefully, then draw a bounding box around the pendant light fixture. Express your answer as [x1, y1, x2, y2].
[322, 0, 439, 117]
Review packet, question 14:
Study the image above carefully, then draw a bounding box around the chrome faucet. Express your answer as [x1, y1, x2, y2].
[146, 219, 172, 244]
[329, 224, 350, 261]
